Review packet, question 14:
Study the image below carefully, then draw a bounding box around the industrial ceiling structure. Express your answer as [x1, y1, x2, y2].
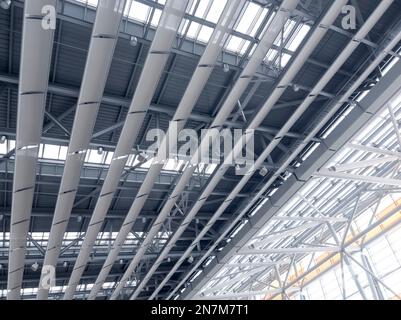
[1, 0, 401, 301]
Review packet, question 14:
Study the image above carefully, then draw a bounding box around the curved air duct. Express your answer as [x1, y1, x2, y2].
[36, 0, 127, 300]
[63, 0, 190, 300]
[7, 0, 57, 300]
[154, 0, 394, 300]
[103, 0, 246, 301]
[177, 10, 401, 302]
[97, 0, 300, 300]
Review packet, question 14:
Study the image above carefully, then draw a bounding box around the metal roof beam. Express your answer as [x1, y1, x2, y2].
[0, 209, 233, 221]
[0, 74, 320, 143]
[37, 0, 127, 300]
[127, 0, 304, 301]
[180, 20, 401, 300]
[146, 0, 352, 300]
[63, 0, 190, 300]
[95, 0, 246, 300]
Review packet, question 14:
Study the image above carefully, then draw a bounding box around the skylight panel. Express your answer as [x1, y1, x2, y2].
[8, 139, 15, 151]
[186, 21, 201, 39]
[226, 35, 250, 55]
[286, 24, 311, 52]
[124, 0, 132, 16]
[141, 158, 153, 169]
[43, 144, 60, 160]
[0, 140, 7, 154]
[264, 49, 292, 68]
[163, 158, 176, 171]
[130, 154, 141, 167]
[102, 282, 116, 289]
[59, 146, 68, 160]
[235, 2, 262, 35]
[186, 0, 196, 14]
[86, 149, 104, 163]
[178, 19, 190, 36]
[104, 151, 114, 164]
[195, 0, 211, 19]
[206, 163, 218, 175]
[197, 25, 214, 43]
[75, 0, 98, 7]
[128, 1, 152, 23]
[273, 19, 296, 47]
[150, 8, 162, 26]
[206, 0, 227, 23]
[251, 7, 269, 37]
[87, 0, 98, 7]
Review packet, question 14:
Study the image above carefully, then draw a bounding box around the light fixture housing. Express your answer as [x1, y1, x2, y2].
[0, 0, 11, 10]
[31, 262, 39, 272]
[130, 35, 138, 47]
[259, 166, 268, 177]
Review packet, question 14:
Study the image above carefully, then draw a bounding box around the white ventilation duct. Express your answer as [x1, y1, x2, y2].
[87, 0, 299, 300]
[125, 0, 357, 300]
[36, 0, 127, 300]
[63, 0, 190, 300]
[155, 0, 395, 300]
[173, 6, 401, 301]
[106, 0, 246, 300]
[7, 0, 57, 300]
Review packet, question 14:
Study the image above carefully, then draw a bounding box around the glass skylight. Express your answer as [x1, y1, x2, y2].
[235, 1, 269, 37]
[75, 0, 98, 7]
[194, 61, 401, 300]
[0, 230, 173, 299]
[0, 140, 217, 176]
[264, 21, 311, 68]
[70, 0, 311, 62]
[290, 214, 401, 300]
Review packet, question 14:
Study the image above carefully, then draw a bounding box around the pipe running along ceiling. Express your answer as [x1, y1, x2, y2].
[63, 0, 190, 300]
[128, 0, 352, 300]
[105, 0, 246, 300]
[129, 0, 395, 300]
[7, 0, 57, 300]
[170, 0, 401, 300]
[88, 0, 300, 301]
[36, 0, 127, 300]
[103, 0, 310, 301]
[180, 9, 401, 302]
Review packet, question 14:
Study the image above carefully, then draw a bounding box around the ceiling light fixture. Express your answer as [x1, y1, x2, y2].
[259, 166, 268, 177]
[130, 35, 138, 47]
[0, 0, 11, 10]
[31, 261, 39, 272]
